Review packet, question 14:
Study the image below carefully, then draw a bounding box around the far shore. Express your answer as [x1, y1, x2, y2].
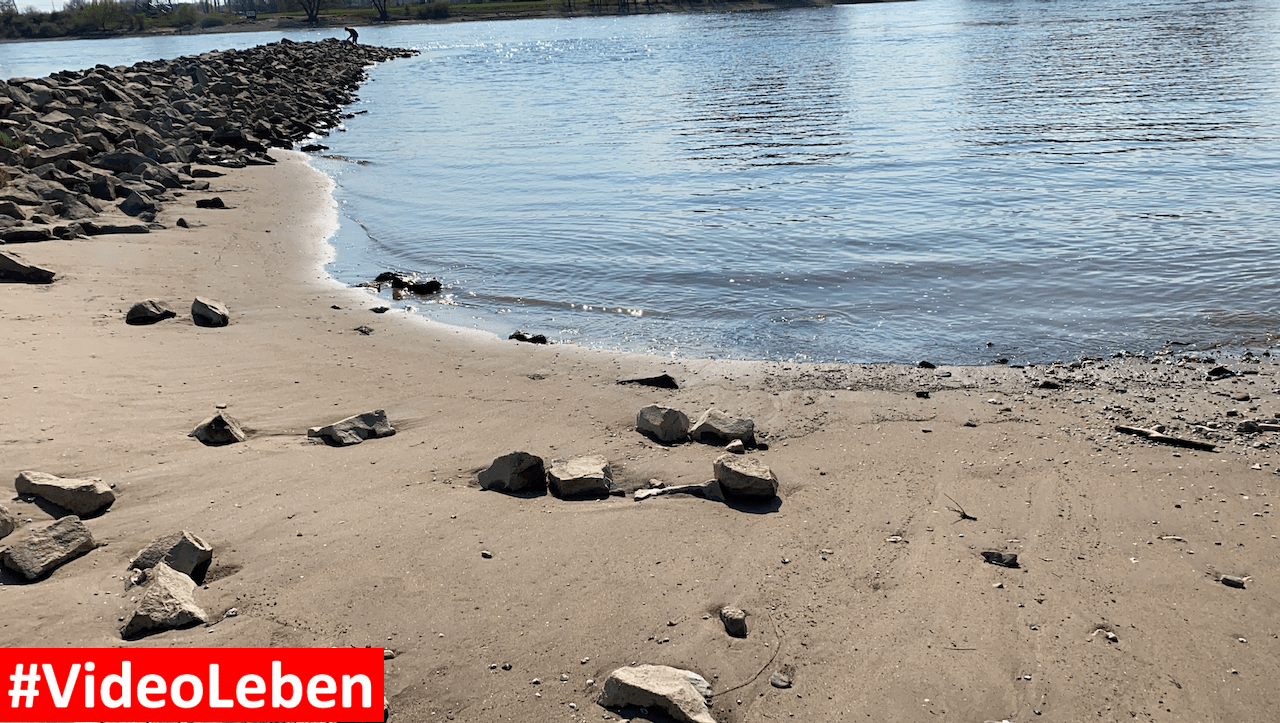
[0, 0, 920, 46]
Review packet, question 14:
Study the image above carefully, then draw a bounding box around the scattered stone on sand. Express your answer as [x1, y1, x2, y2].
[509, 331, 548, 344]
[598, 664, 716, 723]
[636, 405, 690, 443]
[371, 306, 390, 313]
[634, 479, 724, 503]
[691, 408, 756, 446]
[1220, 575, 1249, 589]
[712, 454, 778, 501]
[617, 373, 680, 389]
[15, 470, 115, 516]
[982, 551, 1020, 568]
[720, 606, 748, 637]
[1, 516, 96, 581]
[725, 439, 746, 454]
[0, 504, 17, 540]
[1207, 365, 1235, 379]
[120, 562, 209, 639]
[915, 390, 930, 399]
[375, 271, 442, 295]
[191, 296, 230, 327]
[129, 530, 214, 582]
[307, 409, 396, 446]
[546, 455, 613, 499]
[354, 325, 375, 335]
[769, 672, 792, 689]
[918, 360, 937, 369]
[125, 299, 177, 325]
[0, 250, 56, 284]
[189, 410, 247, 445]
[477, 452, 547, 494]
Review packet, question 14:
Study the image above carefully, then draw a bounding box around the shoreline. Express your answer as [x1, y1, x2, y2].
[3, 149, 1280, 720]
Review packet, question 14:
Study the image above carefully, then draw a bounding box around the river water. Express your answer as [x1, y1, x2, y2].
[5, 0, 1280, 364]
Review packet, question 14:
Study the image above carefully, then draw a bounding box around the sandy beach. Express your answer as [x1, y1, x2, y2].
[3, 149, 1280, 722]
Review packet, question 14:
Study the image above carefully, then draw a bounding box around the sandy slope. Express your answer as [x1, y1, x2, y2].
[2, 150, 1279, 723]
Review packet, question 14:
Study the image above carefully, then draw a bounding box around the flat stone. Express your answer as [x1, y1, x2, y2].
[1, 516, 96, 581]
[720, 606, 747, 637]
[129, 530, 213, 581]
[712, 454, 778, 501]
[121, 562, 209, 639]
[636, 405, 690, 443]
[191, 296, 230, 327]
[769, 672, 792, 689]
[477, 452, 546, 494]
[634, 480, 724, 503]
[189, 411, 246, 445]
[546, 455, 612, 499]
[125, 299, 177, 325]
[691, 408, 755, 446]
[307, 409, 395, 446]
[598, 664, 715, 723]
[15, 470, 115, 516]
[0, 250, 56, 283]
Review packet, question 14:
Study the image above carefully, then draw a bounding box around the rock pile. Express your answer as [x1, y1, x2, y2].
[0, 39, 416, 242]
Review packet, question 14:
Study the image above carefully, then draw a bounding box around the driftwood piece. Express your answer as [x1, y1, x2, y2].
[1115, 425, 1216, 452]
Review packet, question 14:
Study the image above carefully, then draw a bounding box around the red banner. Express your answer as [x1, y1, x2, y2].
[0, 648, 383, 722]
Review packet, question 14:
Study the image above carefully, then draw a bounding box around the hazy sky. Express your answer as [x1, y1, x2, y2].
[21, 0, 73, 14]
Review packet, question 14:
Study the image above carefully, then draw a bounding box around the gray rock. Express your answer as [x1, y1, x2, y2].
[598, 664, 715, 723]
[547, 455, 613, 499]
[691, 409, 755, 446]
[121, 562, 209, 638]
[712, 454, 778, 501]
[769, 672, 791, 689]
[125, 299, 176, 325]
[189, 411, 246, 445]
[191, 296, 230, 327]
[0, 504, 16, 540]
[0, 250, 56, 284]
[720, 606, 747, 637]
[118, 190, 158, 217]
[307, 409, 395, 446]
[1, 516, 96, 581]
[129, 530, 213, 581]
[15, 470, 115, 516]
[725, 439, 746, 454]
[636, 405, 690, 443]
[477, 452, 546, 494]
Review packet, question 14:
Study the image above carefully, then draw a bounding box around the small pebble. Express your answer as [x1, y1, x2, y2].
[480, 550, 493, 559]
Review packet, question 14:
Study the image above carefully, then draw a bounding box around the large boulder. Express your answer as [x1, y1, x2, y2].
[121, 562, 209, 639]
[0, 504, 16, 540]
[307, 409, 395, 446]
[712, 454, 778, 501]
[477, 452, 546, 495]
[0, 250, 56, 284]
[690, 409, 755, 446]
[191, 296, 230, 327]
[15, 470, 115, 516]
[598, 664, 716, 723]
[546, 455, 612, 499]
[636, 405, 690, 443]
[125, 299, 177, 325]
[129, 530, 213, 582]
[1, 516, 96, 581]
[117, 190, 158, 217]
[189, 411, 246, 445]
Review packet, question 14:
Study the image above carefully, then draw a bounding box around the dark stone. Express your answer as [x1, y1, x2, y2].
[981, 551, 1020, 568]
[0, 227, 55, 243]
[189, 168, 224, 178]
[195, 197, 227, 209]
[1038, 380, 1061, 389]
[126, 299, 177, 325]
[915, 391, 930, 399]
[354, 325, 374, 335]
[192, 296, 230, 327]
[189, 411, 247, 445]
[509, 331, 548, 344]
[0, 251, 56, 283]
[118, 191, 158, 217]
[617, 373, 679, 389]
[371, 306, 390, 314]
[176, 218, 189, 228]
[918, 360, 937, 369]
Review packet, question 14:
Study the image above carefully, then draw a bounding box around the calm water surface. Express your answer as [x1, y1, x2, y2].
[5, 0, 1280, 364]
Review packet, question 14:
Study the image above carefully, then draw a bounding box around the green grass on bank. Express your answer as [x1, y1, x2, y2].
[0, 4, 239, 40]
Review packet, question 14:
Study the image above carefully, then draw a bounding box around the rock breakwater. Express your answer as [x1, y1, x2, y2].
[0, 38, 415, 244]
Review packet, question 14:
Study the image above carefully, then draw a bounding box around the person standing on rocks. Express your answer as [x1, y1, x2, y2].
[345, 27, 359, 44]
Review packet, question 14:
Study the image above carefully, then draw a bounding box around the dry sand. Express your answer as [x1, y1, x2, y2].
[2, 149, 1279, 722]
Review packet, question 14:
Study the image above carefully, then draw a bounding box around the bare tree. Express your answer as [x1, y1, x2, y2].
[369, 0, 387, 21]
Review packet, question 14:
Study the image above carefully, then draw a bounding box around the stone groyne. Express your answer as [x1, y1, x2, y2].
[0, 38, 415, 243]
